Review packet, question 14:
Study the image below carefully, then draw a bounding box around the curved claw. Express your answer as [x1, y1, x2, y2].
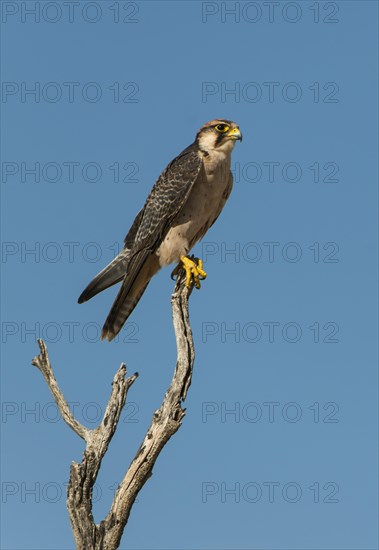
[171, 263, 181, 281]
[195, 258, 207, 280]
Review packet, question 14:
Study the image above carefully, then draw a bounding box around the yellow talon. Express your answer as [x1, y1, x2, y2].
[171, 255, 207, 289]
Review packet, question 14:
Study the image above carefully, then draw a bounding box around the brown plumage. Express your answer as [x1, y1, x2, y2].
[78, 119, 242, 341]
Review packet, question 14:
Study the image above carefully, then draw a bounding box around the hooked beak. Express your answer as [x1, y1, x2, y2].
[227, 126, 243, 142]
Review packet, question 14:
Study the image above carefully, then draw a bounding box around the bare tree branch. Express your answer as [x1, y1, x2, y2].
[32, 274, 195, 549]
[32, 339, 90, 442]
[98, 275, 195, 548]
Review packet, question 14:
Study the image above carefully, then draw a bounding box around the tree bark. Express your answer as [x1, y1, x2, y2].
[32, 275, 195, 549]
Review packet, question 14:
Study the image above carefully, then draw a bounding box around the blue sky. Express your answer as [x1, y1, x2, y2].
[1, 1, 378, 549]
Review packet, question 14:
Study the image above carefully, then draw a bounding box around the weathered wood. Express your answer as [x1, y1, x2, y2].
[32, 275, 195, 549]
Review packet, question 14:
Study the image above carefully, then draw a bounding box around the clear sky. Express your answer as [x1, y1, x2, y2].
[1, 1, 378, 549]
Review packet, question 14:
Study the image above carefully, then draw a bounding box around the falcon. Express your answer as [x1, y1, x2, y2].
[78, 119, 242, 341]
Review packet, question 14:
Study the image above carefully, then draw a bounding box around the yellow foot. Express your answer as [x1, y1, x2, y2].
[171, 255, 207, 289]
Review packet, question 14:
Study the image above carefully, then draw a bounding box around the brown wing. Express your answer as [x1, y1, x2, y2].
[101, 143, 204, 340]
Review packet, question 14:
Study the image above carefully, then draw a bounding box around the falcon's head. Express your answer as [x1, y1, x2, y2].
[196, 119, 242, 154]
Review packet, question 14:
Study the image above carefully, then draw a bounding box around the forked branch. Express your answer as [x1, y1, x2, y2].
[32, 275, 195, 549]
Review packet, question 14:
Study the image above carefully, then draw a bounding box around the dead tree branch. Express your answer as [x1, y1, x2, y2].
[32, 274, 195, 549]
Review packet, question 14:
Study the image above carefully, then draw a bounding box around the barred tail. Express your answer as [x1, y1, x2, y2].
[101, 251, 160, 341]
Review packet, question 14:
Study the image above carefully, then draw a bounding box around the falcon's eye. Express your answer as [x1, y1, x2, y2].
[215, 124, 229, 133]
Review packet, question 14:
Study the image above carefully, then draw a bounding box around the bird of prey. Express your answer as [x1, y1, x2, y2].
[78, 119, 242, 341]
